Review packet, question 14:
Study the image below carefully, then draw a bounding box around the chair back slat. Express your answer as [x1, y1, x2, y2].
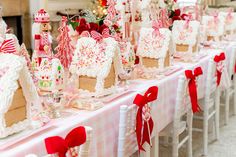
[79, 126, 93, 157]
[228, 46, 236, 78]
[118, 104, 137, 157]
[174, 76, 191, 126]
[205, 59, 218, 108]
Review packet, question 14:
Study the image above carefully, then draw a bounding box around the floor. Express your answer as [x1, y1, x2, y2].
[159, 100, 236, 157]
[131, 100, 236, 157]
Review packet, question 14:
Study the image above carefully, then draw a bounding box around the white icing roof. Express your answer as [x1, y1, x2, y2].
[137, 28, 171, 59]
[70, 37, 119, 78]
[0, 54, 40, 114]
[172, 20, 200, 45]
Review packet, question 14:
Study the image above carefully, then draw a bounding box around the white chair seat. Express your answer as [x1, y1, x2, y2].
[159, 121, 187, 137]
[199, 98, 214, 109]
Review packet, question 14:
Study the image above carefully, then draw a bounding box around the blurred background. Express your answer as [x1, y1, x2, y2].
[0, 0, 234, 52]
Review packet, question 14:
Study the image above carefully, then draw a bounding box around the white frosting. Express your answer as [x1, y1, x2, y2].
[0, 54, 42, 138]
[70, 37, 123, 96]
[71, 37, 117, 78]
[172, 20, 200, 45]
[137, 28, 171, 59]
[202, 15, 225, 37]
[0, 120, 29, 138]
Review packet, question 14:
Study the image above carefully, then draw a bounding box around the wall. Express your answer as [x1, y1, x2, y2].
[0, 0, 31, 49]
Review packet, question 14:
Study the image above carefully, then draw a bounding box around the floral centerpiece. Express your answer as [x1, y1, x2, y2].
[163, 0, 188, 29]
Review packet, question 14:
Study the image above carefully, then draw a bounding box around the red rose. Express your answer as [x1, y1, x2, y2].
[79, 18, 87, 26]
[112, 24, 119, 30]
[174, 9, 181, 16]
[89, 23, 99, 32]
[172, 16, 181, 21]
[99, 24, 109, 33]
[76, 24, 89, 34]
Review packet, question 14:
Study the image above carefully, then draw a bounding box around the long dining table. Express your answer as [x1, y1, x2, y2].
[0, 42, 236, 157]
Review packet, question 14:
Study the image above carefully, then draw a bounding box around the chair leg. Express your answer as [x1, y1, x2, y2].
[172, 135, 179, 157]
[151, 135, 159, 157]
[187, 112, 193, 157]
[225, 89, 230, 125]
[203, 111, 208, 156]
[163, 136, 169, 146]
[234, 77, 236, 115]
[140, 143, 151, 157]
[215, 89, 220, 140]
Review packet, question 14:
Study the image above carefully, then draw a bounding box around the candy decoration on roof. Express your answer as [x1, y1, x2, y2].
[55, 16, 75, 69]
[0, 39, 16, 54]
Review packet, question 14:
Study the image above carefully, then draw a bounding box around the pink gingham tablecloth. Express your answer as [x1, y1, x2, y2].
[0, 45, 235, 157]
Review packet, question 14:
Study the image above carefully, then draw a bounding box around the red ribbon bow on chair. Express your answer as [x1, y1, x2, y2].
[0, 39, 16, 54]
[45, 126, 86, 157]
[214, 52, 226, 86]
[91, 28, 110, 42]
[133, 86, 158, 152]
[185, 67, 203, 113]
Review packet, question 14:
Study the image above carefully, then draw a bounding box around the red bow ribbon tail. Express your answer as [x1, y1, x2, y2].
[216, 70, 222, 86]
[185, 67, 203, 113]
[234, 61, 236, 74]
[45, 126, 87, 157]
[133, 86, 158, 152]
[214, 52, 226, 86]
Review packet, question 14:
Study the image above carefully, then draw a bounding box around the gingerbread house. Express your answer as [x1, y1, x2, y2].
[70, 37, 123, 96]
[35, 58, 64, 93]
[219, 11, 236, 35]
[172, 20, 200, 53]
[202, 15, 225, 41]
[137, 27, 171, 69]
[0, 53, 41, 138]
[118, 40, 135, 69]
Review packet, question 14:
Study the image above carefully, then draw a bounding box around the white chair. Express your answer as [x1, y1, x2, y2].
[193, 59, 220, 156]
[118, 103, 158, 157]
[228, 46, 236, 115]
[159, 75, 193, 157]
[222, 46, 236, 125]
